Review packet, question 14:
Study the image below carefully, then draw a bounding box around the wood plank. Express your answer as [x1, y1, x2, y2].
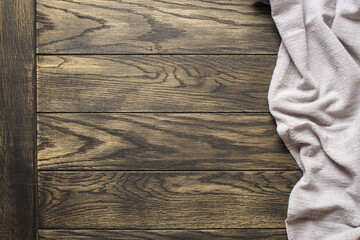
[37, 113, 295, 170]
[36, 0, 279, 54]
[0, 0, 36, 239]
[37, 55, 276, 112]
[38, 229, 287, 240]
[38, 171, 301, 229]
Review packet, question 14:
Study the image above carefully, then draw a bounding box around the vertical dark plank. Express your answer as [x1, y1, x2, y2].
[0, 0, 36, 239]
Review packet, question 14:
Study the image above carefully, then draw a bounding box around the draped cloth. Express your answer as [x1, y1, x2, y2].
[265, 1, 360, 239]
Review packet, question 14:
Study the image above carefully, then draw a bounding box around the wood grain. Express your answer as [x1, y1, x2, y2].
[38, 229, 287, 240]
[37, 113, 295, 170]
[36, 0, 279, 54]
[0, 0, 36, 239]
[37, 55, 276, 112]
[38, 171, 301, 229]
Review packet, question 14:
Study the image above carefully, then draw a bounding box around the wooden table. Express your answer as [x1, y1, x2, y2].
[1, 1, 301, 239]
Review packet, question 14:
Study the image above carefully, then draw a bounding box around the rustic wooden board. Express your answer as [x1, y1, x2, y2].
[36, 0, 279, 54]
[0, 0, 36, 239]
[38, 171, 301, 229]
[38, 229, 287, 240]
[37, 55, 276, 112]
[37, 113, 295, 170]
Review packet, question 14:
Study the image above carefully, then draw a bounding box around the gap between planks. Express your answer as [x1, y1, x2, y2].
[36, 53, 278, 56]
[36, 111, 272, 114]
[38, 228, 286, 231]
[37, 169, 301, 172]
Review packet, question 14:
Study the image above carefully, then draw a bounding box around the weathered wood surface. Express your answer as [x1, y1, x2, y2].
[38, 171, 301, 229]
[35, 1, 291, 239]
[37, 113, 295, 170]
[38, 229, 287, 240]
[37, 55, 276, 112]
[37, 0, 279, 54]
[0, 0, 36, 239]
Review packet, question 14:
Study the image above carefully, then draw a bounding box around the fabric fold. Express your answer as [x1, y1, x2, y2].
[267, 1, 360, 239]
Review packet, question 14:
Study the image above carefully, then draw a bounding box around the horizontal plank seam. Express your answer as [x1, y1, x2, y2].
[38, 228, 286, 231]
[37, 169, 301, 172]
[36, 111, 271, 114]
[36, 53, 278, 56]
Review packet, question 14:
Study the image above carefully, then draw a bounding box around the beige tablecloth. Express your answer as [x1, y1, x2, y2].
[267, 1, 360, 239]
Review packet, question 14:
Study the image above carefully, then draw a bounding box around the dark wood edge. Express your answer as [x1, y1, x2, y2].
[0, 0, 36, 239]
